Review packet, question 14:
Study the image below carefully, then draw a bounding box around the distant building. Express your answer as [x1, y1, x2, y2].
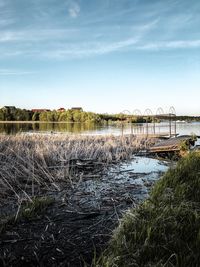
[57, 108, 66, 112]
[71, 107, 83, 112]
[31, 109, 51, 113]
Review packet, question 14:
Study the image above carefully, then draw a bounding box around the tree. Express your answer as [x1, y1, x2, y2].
[32, 112, 40, 121]
[46, 112, 54, 122]
[0, 109, 5, 121]
[39, 112, 48, 121]
[73, 110, 82, 122]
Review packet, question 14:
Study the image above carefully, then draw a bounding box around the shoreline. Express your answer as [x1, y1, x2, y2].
[0, 121, 96, 124]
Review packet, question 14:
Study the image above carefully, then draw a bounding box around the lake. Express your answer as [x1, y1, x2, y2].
[0, 121, 200, 136]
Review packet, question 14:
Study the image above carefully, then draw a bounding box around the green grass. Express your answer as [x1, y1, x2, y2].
[0, 196, 54, 234]
[96, 152, 200, 267]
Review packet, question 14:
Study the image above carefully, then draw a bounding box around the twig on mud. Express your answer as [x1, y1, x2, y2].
[109, 168, 135, 174]
[0, 238, 33, 244]
[111, 198, 120, 222]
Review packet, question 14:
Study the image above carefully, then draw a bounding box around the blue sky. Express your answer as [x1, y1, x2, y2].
[0, 0, 200, 115]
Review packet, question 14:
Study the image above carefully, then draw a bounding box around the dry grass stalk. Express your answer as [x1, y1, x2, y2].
[0, 133, 156, 200]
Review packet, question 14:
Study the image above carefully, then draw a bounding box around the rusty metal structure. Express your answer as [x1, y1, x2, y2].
[120, 106, 177, 137]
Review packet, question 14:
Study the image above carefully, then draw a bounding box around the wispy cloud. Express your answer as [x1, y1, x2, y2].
[0, 29, 78, 42]
[139, 40, 200, 50]
[2, 37, 199, 60]
[0, 0, 199, 60]
[0, 18, 14, 27]
[42, 37, 140, 59]
[0, 0, 15, 27]
[131, 19, 159, 33]
[67, 0, 80, 18]
[0, 69, 35, 75]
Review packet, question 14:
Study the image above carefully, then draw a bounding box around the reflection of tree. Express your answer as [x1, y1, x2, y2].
[0, 123, 33, 134]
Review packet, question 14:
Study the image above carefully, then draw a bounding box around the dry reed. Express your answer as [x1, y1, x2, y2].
[0, 133, 156, 201]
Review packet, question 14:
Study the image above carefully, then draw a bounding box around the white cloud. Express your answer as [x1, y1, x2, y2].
[42, 37, 140, 59]
[132, 18, 159, 32]
[139, 40, 200, 50]
[0, 18, 14, 27]
[67, 1, 80, 18]
[0, 69, 35, 75]
[0, 29, 78, 42]
[42, 37, 200, 59]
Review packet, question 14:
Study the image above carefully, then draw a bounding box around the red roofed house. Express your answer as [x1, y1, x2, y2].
[57, 108, 66, 112]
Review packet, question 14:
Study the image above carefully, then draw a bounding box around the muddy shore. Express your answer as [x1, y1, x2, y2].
[0, 156, 170, 267]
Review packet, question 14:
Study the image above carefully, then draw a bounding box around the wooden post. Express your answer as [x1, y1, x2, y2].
[131, 122, 133, 136]
[153, 117, 156, 135]
[121, 121, 124, 137]
[146, 117, 148, 137]
[169, 114, 172, 137]
[174, 116, 177, 136]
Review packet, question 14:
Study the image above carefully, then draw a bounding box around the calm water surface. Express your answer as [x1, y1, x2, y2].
[0, 121, 200, 136]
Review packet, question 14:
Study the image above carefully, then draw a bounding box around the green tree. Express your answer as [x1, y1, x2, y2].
[0, 109, 5, 121]
[32, 112, 40, 121]
[73, 110, 82, 122]
[46, 112, 54, 122]
[39, 112, 48, 121]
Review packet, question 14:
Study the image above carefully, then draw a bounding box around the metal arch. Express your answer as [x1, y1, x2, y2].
[169, 106, 176, 116]
[118, 106, 177, 138]
[156, 107, 165, 115]
[133, 109, 142, 117]
[121, 110, 131, 115]
[120, 110, 131, 121]
[144, 108, 153, 116]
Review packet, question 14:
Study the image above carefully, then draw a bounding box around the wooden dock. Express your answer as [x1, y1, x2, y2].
[149, 135, 196, 153]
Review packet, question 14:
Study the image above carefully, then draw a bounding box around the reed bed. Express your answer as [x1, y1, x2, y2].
[0, 134, 155, 201]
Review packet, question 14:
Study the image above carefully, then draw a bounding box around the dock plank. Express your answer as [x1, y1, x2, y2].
[149, 135, 194, 153]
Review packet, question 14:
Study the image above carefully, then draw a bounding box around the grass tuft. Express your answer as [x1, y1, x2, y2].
[0, 196, 54, 234]
[96, 152, 200, 267]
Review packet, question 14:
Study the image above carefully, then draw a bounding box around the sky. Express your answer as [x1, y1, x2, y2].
[0, 0, 200, 115]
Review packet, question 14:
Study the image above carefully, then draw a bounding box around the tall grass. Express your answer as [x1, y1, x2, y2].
[97, 152, 200, 267]
[0, 134, 155, 201]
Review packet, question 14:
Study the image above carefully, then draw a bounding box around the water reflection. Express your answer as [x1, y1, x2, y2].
[0, 121, 200, 136]
[0, 122, 99, 135]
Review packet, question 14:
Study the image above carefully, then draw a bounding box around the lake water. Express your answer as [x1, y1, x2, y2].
[0, 121, 200, 136]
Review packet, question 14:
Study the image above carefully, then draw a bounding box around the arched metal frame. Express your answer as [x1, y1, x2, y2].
[119, 107, 177, 138]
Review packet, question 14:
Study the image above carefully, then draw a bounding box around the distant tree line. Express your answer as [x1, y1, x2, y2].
[37, 110, 102, 123]
[0, 107, 199, 123]
[0, 107, 153, 123]
[0, 107, 32, 121]
[0, 107, 101, 123]
[99, 113, 149, 123]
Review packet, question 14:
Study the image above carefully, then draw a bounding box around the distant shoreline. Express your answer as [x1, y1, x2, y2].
[0, 121, 89, 124]
[0, 120, 200, 124]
